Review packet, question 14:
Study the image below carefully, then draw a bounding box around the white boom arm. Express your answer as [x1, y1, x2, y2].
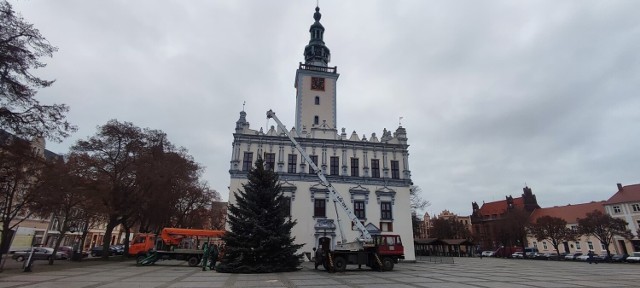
[267, 110, 372, 243]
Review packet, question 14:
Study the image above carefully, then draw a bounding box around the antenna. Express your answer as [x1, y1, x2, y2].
[399, 116, 404, 126]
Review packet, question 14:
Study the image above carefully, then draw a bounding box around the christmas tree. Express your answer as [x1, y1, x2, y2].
[216, 157, 303, 273]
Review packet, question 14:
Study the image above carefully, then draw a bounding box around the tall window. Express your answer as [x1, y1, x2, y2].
[575, 242, 581, 250]
[314, 116, 319, 125]
[314, 199, 326, 217]
[632, 203, 640, 212]
[350, 158, 359, 177]
[381, 202, 392, 220]
[287, 154, 297, 173]
[588, 241, 594, 250]
[315, 96, 320, 105]
[354, 201, 365, 219]
[264, 153, 275, 171]
[309, 155, 318, 174]
[330, 156, 339, 176]
[242, 152, 253, 171]
[391, 160, 400, 179]
[613, 206, 621, 213]
[371, 159, 380, 178]
[543, 242, 548, 250]
[283, 197, 291, 217]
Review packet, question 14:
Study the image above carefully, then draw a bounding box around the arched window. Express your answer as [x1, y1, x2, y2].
[315, 96, 320, 105]
[314, 116, 319, 125]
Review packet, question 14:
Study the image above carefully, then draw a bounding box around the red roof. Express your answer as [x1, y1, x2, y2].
[529, 201, 605, 224]
[606, 184, 640, 205]
[479, 197, 524, 216]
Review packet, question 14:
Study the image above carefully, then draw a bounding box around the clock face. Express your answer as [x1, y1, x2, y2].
[311, 77, 325, 91]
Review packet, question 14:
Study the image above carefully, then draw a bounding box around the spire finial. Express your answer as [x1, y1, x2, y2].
[304, 5, 330, 66]
[242, 101, 246, 112]
[314, 6, 321, 21]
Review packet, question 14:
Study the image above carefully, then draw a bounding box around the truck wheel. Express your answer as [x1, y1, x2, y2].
[381, 257, 394, 271]
[15, 255, 25, 262]
[187, 256, 199, 267]
[136, 254, 146, 264]
[333, 256, 347, 272]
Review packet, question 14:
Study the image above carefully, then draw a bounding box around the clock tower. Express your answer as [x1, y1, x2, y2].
[295, 7, 339, 134]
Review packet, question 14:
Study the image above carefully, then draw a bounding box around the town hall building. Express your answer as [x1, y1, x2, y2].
[227, 7, 415, 261]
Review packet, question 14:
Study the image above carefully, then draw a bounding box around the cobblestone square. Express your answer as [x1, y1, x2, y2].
[1, 258, 639, 288]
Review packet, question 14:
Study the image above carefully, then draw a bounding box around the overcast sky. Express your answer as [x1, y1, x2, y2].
[11, 0, 640, 218]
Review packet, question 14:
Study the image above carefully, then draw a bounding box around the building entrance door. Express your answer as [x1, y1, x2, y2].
[319, 237, 330, 252]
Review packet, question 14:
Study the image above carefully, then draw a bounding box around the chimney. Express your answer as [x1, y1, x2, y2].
[617, 183, 623, 191]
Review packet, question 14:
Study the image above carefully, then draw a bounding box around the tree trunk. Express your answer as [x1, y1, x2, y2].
[101, 218, 118, 259]
[78, 223, 90, 261]
[0, 222, 11, 262]
[49, 229, 67, 265]
[123, 223, 131, 258]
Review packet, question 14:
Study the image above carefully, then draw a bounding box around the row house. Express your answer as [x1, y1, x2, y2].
[473, 183, 640, 256]
[527, 201, 607, 255]
[603, 183, 640, 253]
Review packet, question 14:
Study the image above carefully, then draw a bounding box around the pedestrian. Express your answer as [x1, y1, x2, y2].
[314, 246, 323, 270]
[209, 244, 219, 270]
[201, 243, 210, 271]
[587, 250, 594, 264]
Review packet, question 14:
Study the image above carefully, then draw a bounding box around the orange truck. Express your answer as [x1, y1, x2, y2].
[129, 228, 224, 267]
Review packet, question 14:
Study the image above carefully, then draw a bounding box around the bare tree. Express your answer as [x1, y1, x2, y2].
[30, 155, 97, 264]
[529, 216, 576, 258]
[409, 185, 430, 213]
[431, 217, 471, 240]
[497, 208, 530, 258]
[71, 120, 143, 259]
[208, 201, 227, 230]
[0, 135, 47, 260]
[0, 1, 75, 142]
[578, 210, 633, 258]
[410, 185, 430, 239]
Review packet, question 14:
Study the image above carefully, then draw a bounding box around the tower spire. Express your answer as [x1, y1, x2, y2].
[304, 6, 331, 67]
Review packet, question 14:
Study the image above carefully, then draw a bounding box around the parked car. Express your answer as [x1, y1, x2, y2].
[564, 252, 582, 260]
[11, 247, 67, 262]
[110, 245, 125, 255]
[626, 252, 640, 263]
[57, 246, 89, 259]
[511, 252, 523, 259]
[90, 245, 117, 257]
[610, 254, 628, 262]
[481, 250, 495, 257]
[533, 252, 554, 260]
[541, 252, 559, 260]
[595, 253, 609, 262]
[575, 254, 590, 261]
[523, 247, 539, 259]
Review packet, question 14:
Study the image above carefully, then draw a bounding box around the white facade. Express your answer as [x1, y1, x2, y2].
[227, 6, 415, 261]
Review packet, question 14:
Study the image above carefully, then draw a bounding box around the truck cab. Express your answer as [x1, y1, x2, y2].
[374, 234, 404, 259]
[128, 234, 157, 256]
